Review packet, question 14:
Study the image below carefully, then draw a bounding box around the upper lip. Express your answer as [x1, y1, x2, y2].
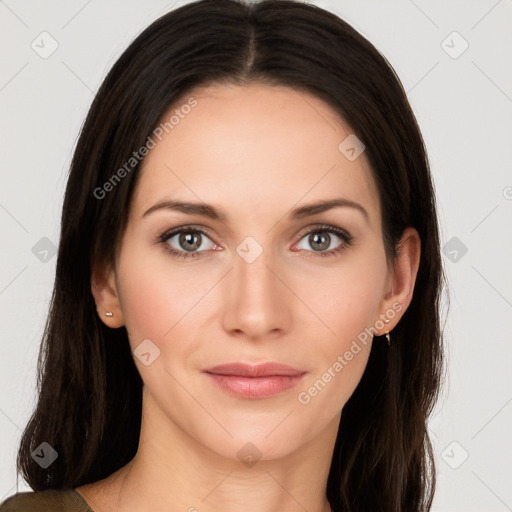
[203, 362, 306, 377]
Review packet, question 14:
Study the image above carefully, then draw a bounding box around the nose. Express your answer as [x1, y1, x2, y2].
[221, 245, 292, 341]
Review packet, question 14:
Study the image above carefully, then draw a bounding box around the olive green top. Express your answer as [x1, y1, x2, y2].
[0, 489, 93, 512]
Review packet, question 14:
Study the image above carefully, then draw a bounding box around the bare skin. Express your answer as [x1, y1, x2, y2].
[77, 83, 420, 512]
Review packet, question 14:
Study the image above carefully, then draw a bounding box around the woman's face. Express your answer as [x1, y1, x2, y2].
[101, 83, 406, 461]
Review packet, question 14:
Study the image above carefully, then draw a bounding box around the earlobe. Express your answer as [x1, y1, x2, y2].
[90, 260, 125, 328]
[376, 227, 421, 335]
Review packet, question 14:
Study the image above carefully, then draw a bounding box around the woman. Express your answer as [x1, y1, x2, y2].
[0, 0, 444, 511]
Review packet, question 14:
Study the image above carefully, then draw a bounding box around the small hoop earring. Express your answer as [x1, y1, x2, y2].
[385, 332, 391, 346]
[105, 312, 113, 317]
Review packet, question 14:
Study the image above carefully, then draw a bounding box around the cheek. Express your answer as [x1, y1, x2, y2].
[117, 264, 172, 345]
[292, 253, 386, 416]
[115, 243, 209, 350]
[297, 249, 386, 343]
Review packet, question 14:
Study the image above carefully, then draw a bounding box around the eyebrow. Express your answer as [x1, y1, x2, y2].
[142, 197, 369, 223]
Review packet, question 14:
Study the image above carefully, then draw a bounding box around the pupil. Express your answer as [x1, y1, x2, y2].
[180, 232, 201, 251]
[311, 232, 330, 251]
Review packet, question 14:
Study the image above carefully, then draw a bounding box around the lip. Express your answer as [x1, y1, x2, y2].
[203, 362, 307, 399]
[204, 362, 305, 377]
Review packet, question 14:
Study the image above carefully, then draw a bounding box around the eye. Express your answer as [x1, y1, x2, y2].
[157, 224, 353, 261]
[158, 227, 218, 259]
[294, 225, 352, 257]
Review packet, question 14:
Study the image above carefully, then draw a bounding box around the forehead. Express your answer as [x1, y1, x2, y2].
[131, 83, 380, 225]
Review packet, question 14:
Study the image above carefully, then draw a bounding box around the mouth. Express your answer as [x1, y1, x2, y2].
[202, 362, 307, 399]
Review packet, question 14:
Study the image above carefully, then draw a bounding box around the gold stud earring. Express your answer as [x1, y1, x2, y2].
[105, 312, 113, 317]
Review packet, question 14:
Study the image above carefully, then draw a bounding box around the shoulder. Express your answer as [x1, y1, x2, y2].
[0, 489, 93, 512]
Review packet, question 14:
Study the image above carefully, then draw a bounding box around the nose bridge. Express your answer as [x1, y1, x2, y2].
[221, 237, 290, 338]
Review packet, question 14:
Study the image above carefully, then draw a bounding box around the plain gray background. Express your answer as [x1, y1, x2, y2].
[1, 1, 511, 510]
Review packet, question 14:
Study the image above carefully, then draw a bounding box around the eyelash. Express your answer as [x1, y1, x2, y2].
[157, 224, 353, 260]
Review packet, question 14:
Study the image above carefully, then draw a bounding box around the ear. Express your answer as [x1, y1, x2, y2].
[90, 259, 125, 328]
[375, 227, 421, 335]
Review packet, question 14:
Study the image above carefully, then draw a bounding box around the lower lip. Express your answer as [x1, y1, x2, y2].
[204, 372, 306, 399]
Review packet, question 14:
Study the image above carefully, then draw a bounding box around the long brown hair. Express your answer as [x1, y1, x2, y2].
[15, 1, 444, 510]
